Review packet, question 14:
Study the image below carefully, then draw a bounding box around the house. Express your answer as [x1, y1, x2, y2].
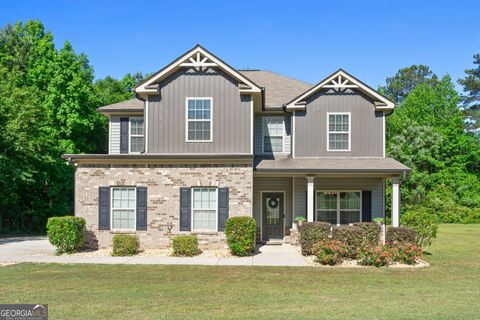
[63, 44, 410, 249]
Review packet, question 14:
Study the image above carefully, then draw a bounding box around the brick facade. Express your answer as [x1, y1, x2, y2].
[75, 163, 253, 249]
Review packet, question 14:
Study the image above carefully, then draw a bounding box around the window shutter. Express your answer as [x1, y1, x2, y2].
[179, 187, 191, 231]
[217, 188, 229, 231]
[120, 117, 129, 154]
[362, 191, 372, 222]
[136, 187, 147, 230]
[98, 187, 110, 230]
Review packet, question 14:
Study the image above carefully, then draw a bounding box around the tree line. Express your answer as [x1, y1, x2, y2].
[0, 20, 479, 232]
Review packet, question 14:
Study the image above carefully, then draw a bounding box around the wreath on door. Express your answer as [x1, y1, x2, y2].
[268, 198, 279, 209]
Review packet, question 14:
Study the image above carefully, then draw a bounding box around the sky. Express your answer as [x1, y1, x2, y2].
[1, 0, 479, 90]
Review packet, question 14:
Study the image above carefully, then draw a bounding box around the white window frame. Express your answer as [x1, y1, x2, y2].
[327, 112, 351, 152]
[110, 187, 137, 231]
[129, 117, 144, 154]
[315, 190, 362, 226]
[262, 116, 285, 153]
[185, 97, 213, 143]
[191, 187, 218, 232]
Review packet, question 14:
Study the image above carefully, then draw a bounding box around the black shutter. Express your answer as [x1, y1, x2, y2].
[179, 187, 191, 231]
[120, 117, 129, 154]
[362, 191, 372, 222]
[98, 187, 110, 230]
[136, 187, 147, 230]
[218, 188, 229, 231]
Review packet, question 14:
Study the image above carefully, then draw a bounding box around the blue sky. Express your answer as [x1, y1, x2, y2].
[1, 0, 479, 90]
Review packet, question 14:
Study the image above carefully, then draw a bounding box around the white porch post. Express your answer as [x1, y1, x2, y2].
[391, 177, 400, 227]
[307, 176, 315, 222]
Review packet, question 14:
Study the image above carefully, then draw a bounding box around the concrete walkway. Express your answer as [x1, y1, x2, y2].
[0, 236, 308, 267]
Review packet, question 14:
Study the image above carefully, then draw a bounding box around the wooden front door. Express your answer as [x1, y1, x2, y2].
[263, 192, 284, 241]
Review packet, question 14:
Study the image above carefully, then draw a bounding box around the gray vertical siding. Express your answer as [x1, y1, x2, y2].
[253, 177, 293, 237]
[294, 177, 384, 220]
[109, 116, 120, 154]
[294, 89, 384, 157]
[147, 68, 252, 153]
[254, 114, 291, 155]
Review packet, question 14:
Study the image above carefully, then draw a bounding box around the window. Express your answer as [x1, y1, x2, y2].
[111, 187, 136, 230]
[327, 113, 350, 151]
[263, 116, 284, 153]
[130, 117, 144, 153]
[316, 191, 361, 225]
[186, 98, 212, 142]
[192, 188, 217, 231]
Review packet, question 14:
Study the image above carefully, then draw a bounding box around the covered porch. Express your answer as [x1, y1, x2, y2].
[253, 156, 410, 242]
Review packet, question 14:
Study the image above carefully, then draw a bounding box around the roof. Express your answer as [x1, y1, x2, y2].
[254, 155, 410, 174]
[239, 70, 312, 108]
[96, 98, 144, 113]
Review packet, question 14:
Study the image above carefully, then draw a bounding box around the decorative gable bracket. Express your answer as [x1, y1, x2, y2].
[180, 52, 217, 71]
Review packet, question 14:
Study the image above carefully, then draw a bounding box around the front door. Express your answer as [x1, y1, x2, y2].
[263, 192, 284, 241]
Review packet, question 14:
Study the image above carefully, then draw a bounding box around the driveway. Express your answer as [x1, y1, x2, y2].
[0, 237, 308, 267]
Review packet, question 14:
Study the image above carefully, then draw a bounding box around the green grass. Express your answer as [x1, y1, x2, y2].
[1, 224, 479, 319]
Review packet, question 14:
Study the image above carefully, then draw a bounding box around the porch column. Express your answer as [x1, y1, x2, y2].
[307, 176, 315, 222]
[391, 177, 400, 227]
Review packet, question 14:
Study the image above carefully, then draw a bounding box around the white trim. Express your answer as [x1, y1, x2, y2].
[145, 98, 149, 154]
[108, 115, 112, 154]
[391, 178, 400, 227]
[110, 186, 137, 232]
[307, 177, 315, 222]
[285, 70, 394, 110]
[315, 190, 362, 226]
[261, 116, 286, 154]
[136, 46, 261, 94]
[260, 190, 286, 242]
[292, 177, 295, 228]
[382, 113, 386, 158]
[129, 117, 144, 154]
[191, 187, 218, 232]
[292, 111, 296, 157]
[185, 97, 213, 143]
[327, 112, 351, 152]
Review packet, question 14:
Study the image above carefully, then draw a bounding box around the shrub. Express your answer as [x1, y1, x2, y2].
[358, 244, 392, 267]
[112, 234, 139, 256]
[46, 216, 86, 255]
[313, 240, 346, 266]
[401, 210, 439, 248]
[386, 227, 417, 244]
[388, 243, 423, 265]
[332, 225, 364, 259]
[225, 216, 256, 256]
[294, 216, 306, 224]
[172, 235, 200, 257]
[372, 217, 384, 224]
[353, 222, 381, 247]
[298, 222, 331, 255]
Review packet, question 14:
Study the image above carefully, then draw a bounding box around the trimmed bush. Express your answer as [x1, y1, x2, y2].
[298, 222, 331, 255]
[353, 222, 381, 247]
[386, 227, 417, 244]
[401, 210, 439, 248]
[312, 240, 346, 266]
[358, 244, 392, 267]
[46, 216, 86, 255]
[225, 216, 256, 256]
[388, 243, 423, 265]
[172, 235, 200, 257]
[332, 225, 365, 259]
[112, 234, 139, 256]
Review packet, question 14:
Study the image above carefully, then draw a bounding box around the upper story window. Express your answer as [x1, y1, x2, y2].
[263, 116, 285, 153]
[186, 98, 212, 142]
[130, 117, 144, 153]
[327, 113, 350, 151]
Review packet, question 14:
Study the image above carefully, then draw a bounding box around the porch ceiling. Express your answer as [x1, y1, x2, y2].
[254, 155, 410, 177]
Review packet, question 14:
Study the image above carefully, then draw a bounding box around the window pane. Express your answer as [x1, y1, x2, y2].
[192, 210, 216, 230]
[112, 210, 135, 229]
[131, 137, 144, 153]
[112, 187, 135, 209]
[264, 136, 283, 152]
[130, 118, 144, 135]
[340, 211, 360, 224]
[317, 210, 337, 224]
[193, 188, 217, 210]
[340, 192, 360, 209]
[317, 192, 337, 210]
[329, 133, 349, 150]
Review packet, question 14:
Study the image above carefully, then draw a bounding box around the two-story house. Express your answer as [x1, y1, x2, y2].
[63, 45, 410, 249]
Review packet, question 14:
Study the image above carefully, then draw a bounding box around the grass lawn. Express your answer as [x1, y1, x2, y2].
[1, 224, 479, 319]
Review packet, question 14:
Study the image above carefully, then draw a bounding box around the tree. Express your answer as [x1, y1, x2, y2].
[382, 65, 438, 103]
[458, 53, 480, 135]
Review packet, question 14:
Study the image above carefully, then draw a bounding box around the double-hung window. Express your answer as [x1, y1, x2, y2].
[263, 116, 284, 153]
[192, 188, 217, 231]
[186, 98, 212, 142]
[130, 117, 144, 153]
[327, 113, 350, 151]
[316, 191, 361, 225]
[111, 187, 136, 230]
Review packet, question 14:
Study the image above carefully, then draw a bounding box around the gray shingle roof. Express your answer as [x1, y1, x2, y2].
[239, 70, 312, 108]
[96, 98, 144, 113]
[254, 155, 410, 173]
